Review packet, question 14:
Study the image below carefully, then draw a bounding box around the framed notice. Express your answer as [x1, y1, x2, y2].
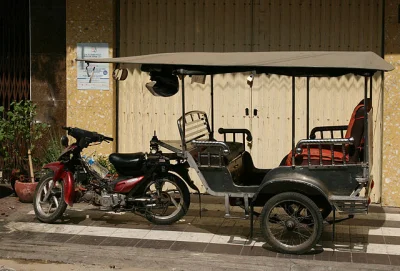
[77, 43, 109, 90]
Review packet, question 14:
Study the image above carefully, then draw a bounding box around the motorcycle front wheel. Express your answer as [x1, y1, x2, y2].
[143, 173, 190, 225]
[33, 172, 67, 223]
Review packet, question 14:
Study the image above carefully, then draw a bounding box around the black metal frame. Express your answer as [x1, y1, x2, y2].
[306, 76, 310, 139]
[181, 76, 186, 152]
[185, 75, 367, 170]
[178, 70, 374, 174]
[292, 76, 296, 166]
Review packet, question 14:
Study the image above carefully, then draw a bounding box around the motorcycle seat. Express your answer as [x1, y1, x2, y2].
[109, 152, 145, 176]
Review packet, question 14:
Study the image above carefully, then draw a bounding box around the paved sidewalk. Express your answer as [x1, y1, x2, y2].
[0, 241, 399, 271]
[0, 259, 145, 271]
[1, 195, 400, 269]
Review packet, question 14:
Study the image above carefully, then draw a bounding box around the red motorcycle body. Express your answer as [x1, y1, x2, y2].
[43, 158, 146, 207]
[43, 162, 75, 206]
[113, 176, 145, 193]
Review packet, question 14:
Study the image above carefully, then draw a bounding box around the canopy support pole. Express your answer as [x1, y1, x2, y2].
[292, 76, 296, 167]
[211, 75, 214, 139]
[364, 76, 369, 164]
[181, 76, 186, 153]
[370, 75, 373, 100]
[306, 76, 310, 139]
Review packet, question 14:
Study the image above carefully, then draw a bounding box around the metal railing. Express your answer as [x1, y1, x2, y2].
[218, 128, 252, 148]
[295, 137, 354, 166]
[192, 140, 230, 167]
[309, 125, 348, 139]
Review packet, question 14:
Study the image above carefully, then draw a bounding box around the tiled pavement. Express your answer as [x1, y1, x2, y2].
[1, 195, 400, 266]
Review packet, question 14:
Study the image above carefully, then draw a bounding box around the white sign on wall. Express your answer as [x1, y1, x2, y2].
[77, 43, 109, 90]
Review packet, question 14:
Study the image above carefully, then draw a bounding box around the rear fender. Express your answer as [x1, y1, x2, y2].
[126, 164, 198, 197]
[252, 179, 330, 207]
[43, 162, 75, 207]
[170, 163, 200, 193]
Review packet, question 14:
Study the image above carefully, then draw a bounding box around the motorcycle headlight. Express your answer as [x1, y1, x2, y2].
[61, 135, 69, 147]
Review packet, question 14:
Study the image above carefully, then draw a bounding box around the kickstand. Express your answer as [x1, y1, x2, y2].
[249, 204, 254, 239]
[198, 192, 202, 218]
[332, 206, 336, 242]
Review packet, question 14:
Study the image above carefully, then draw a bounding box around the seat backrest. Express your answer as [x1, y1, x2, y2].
[284, 99, 372, 166]
[346, 98, 372, 161]
[177, 111, 212, 144]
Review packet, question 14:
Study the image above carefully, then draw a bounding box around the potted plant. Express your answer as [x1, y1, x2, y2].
[0, 101, 48, 202]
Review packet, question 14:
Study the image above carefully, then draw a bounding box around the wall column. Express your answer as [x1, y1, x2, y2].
[66, 0, 116, 154]
[382, 0, 400, 206]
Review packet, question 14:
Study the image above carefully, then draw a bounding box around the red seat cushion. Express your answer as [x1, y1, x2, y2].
[284, 99, 371, 166]
[285, 147, 349, 166]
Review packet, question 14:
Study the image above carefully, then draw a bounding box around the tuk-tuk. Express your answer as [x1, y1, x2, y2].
[78, 51, 393, 254]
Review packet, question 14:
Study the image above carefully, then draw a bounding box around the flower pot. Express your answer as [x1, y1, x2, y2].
[15, 181, 38, 203]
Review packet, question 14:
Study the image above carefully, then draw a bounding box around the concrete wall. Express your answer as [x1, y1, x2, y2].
[31, 0, 66, 130]
[382, 0, 400, 206]
[66, 0, 116, 155]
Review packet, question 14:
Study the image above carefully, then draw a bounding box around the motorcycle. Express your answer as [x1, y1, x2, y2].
[33, 126, 199, 225]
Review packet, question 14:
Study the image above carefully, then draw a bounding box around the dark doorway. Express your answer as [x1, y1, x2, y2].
[0, 0, 31, 109]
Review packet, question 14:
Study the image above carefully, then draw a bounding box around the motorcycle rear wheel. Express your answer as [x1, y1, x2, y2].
[33, 172, 67, 223]
[143, 173, 190, 225]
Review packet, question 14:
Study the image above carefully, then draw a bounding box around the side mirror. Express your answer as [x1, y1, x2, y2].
[61, 135, 69, 148]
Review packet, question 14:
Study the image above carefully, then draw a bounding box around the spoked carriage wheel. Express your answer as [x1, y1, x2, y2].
[260, 192, 323, 254]
[143, 173, 190, 225]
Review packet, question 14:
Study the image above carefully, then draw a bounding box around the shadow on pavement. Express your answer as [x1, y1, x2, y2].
[0, 185, 13, 199]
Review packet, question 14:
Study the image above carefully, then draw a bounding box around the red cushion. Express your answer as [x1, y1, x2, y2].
[345, 102, 367, 138]
[284, 99, 371, 166]
[285, 148, 349, 166]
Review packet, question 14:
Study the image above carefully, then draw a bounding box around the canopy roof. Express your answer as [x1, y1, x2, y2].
[77, 51, 393, 76]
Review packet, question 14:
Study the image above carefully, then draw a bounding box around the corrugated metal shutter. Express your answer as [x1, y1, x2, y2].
[119, 0, 383, 201]
[0, 0, 31, 109]
[0, 0, 31, 173]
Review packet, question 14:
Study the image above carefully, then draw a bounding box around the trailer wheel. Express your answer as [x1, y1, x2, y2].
[260, 192, 323, 254]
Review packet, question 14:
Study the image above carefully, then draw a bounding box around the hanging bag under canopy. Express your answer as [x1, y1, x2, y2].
[145, 71, 179, 97]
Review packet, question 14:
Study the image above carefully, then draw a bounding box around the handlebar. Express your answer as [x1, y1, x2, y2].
[62, 126, 114, 144]
[103, 136, 114, 142]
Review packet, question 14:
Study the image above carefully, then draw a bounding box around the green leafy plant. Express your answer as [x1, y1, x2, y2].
[96, 155, 116, 175]
[0, 101, 49, 181]
[33, 128, 64, 168]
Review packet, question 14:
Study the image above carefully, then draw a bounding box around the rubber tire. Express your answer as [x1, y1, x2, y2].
[33, 172, 68, 223]
[145, 174, 190, 225]
[260, 192, 323, 255]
